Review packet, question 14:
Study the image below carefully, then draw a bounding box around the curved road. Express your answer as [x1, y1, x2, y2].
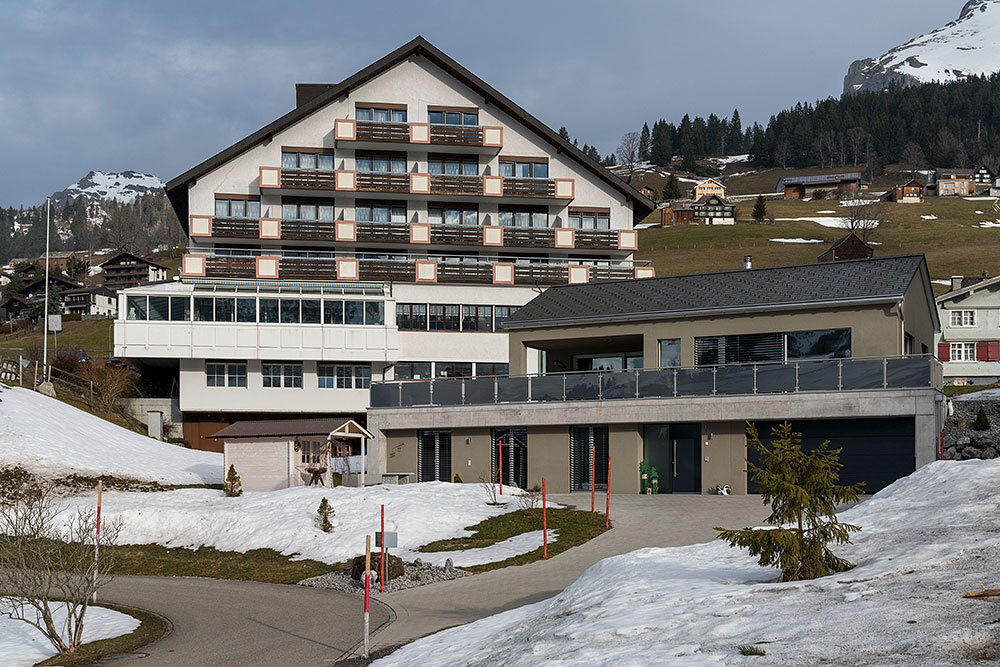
[100, 576, 389, 666]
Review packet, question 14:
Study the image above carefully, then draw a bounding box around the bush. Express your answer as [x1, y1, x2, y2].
[972, 407, 992, 431]
[317, 497, 334, 533]
[738, 645, 766, 656]
[223, 465, 242, 497]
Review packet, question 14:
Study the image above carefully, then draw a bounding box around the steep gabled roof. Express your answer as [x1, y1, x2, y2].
[506, 255, 932, 330]
[209, 418, 372, 439]
[936, 273, 1000, 304]
[98, 251, 169, 270]
[165, 36, 654, 232]
[776, 172, 862, 191]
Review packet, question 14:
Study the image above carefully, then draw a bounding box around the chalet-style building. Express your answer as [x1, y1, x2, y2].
[817, 232, 874, 262]
[62, 286, 117, 318]
[660, 200, 695, 226]
[882, 178, 925, 203]
[973, 166, 995, 191]
[638, 186, 656, 200]
[776, 173, 861, 200]
[100, 252, 170, 291]
[368, 255, 942, 494]
[39, 251, 79, 271]
[936, 169, 975, 197]
[692, 194, 735, 225]
[691, 178, 726, 200]
[114, 37, 655, 451]
[935, 273, 1000, 386]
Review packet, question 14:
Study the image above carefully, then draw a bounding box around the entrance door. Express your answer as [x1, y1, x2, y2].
[570, 426, 609, 491]
[418, 430, 452, 482]
[643, 424, 701, 493]
[492, 428, 528, 489]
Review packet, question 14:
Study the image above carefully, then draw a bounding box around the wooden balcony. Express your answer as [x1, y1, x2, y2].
[211, 218, 259, 238]
[337, 118, 500, 152]
[281, 219, 336, 241]
[355, 120, 410, 143]
[428, 124, 483, 146]
[280, 169, 338, 190]
[502, 178, 555, 198]
[356, 172, 410, 193]
[428, 174, 482, 196]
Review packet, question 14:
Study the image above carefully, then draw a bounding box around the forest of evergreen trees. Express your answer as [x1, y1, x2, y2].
[0, 192, 184, 265]
[632, 74, 1000, 178]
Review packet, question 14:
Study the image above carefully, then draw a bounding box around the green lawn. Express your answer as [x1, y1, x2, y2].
[0, 318, 114, 357]
[418, 508, 610, 573]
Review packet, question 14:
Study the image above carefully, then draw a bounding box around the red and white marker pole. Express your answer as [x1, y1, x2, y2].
[542, 477, 547, 559]
[590, 446, 595, 513]
[380, 504, 385, 593]
[605, 453, 611, 528]
[93, 480, 102, 603]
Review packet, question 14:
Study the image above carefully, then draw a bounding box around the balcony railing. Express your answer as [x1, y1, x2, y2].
[503, 177, 556, 198]
[280, 169, 337, 190]
[281, 219, 336, 241]
[357, 172, 410, 193]
[429, 124, 484, 146]
[211, 217, 259, 238]
[370, 356, 942, 409]
[428, 174, 482, 195]
[355, 120, 410, 143]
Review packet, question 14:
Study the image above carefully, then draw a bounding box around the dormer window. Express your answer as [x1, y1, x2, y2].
[499, 158, 548, 179]
[356, 105, 406, 123]
[282, 149, 334, 171]
[428, 107, 478, 126]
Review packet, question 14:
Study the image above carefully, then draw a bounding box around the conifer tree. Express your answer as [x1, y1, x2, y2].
[639, 122, 651, 162]
[223, 464, 243, 497]
[752, 195, 768, 223]
[715, 422, 864, 582]
[662, 174, 682, 200]
[317, 497, 334, 532]
[972, 407, 991, 431]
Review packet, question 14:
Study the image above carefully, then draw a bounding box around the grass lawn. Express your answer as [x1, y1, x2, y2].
[943, 382, 1000, 397]
[0, 319, 114, 357]
[36, 602, 170, 667]
[418, 508, 609, 573]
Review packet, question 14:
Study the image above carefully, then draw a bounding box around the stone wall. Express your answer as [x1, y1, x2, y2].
[943, 400, 1000, 460]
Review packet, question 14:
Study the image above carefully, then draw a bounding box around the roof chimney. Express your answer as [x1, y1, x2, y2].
[951, 276, 964, 291]
[744, 256, 752, 269]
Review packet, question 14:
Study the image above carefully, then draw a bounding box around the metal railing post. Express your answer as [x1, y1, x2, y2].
[397, 382, 402, 408]
[461, 378, 466, 405]
[673, 368, 678, 397]
[712, 367, 717, 395]
[882, 357, 888, 389]
[794, 363, 800, 392]
[429, 380, 434, 406]
[526, 375, 531, 403]
[495, 375, 499, 404]
[752, 364, 758, 394]
[635, 370, 640, 398]
[562, 373, 567, 401]
[598, 371, 603, 400]
[837, 360, 843, 390]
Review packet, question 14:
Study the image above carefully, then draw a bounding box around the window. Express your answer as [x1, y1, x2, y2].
[567, 209, 610, 230]
[428, 156, 478, 176]
[280, 300, 300, 324]
[148, 296, 169, 321]
[356, 202, 407, 223]
[169, 296, 190, 321]
[281, 150, 334, 171]
[299, 440, 324, 465]
[429, 204, 478, 226]
[206, 361, 246, 388]
[428, 109, 478, 126]
[695, 333, 784, 366]
[499, 159, 548, 179]
[206, 362, 226, 387]
[396, 304, 425, 330]
[344, 301, 365, 325]
[336, 366, 353, 389]
[365, 301, 384, 325]
[395, 362, 432, 380]
[214, 197, 261, 219]
[356, 152, 406, 174]
[494, 306, 517, 331]
[259, 298, 279, 323]
[236, 298, 256, 323]
[318, 364, 336, 389]
[498, 207, 547, 228]
[950, 310, 976, 327]
[263, 363, 302, 388]
[322, 365, 370, 388]
[301, 299, 321, 324]
[214, 298, 235, 323]
[323, 300, 343, 324]
[786, 329, 851, 360]
[227, 363, 247, 387]
[283, 364, 303, 388]
[462, 305, 493, 332]
[193, 297, 213, 322]
[429, 304, 461, 331]
[435, 362, 473, 378]
[356, 105, 406, 123]
[476, 362, 509, 377]
[282, 201, 335, 221]
[355, 366, 371, 389]
[658, 339, 681, 368]
[126, 296, 147, 320]
[951, 342, 977, 361]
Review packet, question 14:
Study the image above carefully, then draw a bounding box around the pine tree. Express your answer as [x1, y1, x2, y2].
[727, 108, 743, 154]
[317, 497, 334, 532]
[662, 174, 682, 200]
[558, 126, 571, 141]
[972, 407, 991, 431]
[752, 195, 768, 223]
[715, 422, 864, 582]
[650, 120, 673, 167]
[223, 464, 243, 497]
[639, 122, 651, 162]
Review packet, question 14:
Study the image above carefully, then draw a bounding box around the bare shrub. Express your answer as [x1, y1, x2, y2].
[517, 485, 542, 512]
[0, 478, 122, 657]
[84, 363, 139, 412]
[479, 474, 501, 505]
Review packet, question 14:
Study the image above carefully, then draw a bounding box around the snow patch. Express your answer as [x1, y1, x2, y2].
[0, 603, 139, 667]
[776, 217, 857, 229]
[398, 530, 559, 567]
[932, 279, 952, 286]
[816, 209, 837, 214]
[52, 170, 163, 205]
[769, 238, 825, 244]
[920, 215, 939, 220]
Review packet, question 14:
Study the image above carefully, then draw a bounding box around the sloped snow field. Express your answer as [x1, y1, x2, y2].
[0, 604, 139, 667]
[375, 460, 1000, 666]
[0, 386, 221, 485]
[59, 483, 530, 565]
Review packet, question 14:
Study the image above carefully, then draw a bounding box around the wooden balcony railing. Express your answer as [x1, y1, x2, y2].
[428, 174, 482, 195]
[280, 169, 337, 190]
[211, 218, 259, 238]
[503, 227, 555, 248]
[356, 172, 410, 193]
[429, 124, 484, 146]
[429, 225, 481, 245]
[575, 229, 619, 249]
[281, 219, 337, 241]
[358, 259, 417, 283]
[356, 222, 410, 243]
[205, 255, 256, 278]
[355, 120, 410, 143]
[502, 177, 556, 198]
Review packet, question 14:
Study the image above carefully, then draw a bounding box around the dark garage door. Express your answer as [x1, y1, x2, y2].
[747, 418, 915, 494]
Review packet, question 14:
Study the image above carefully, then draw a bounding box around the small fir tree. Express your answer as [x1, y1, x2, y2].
[317, 497, 334, 533]
[662, 174, 683, 200]
[223, 464, 243, 497]
[715, 422, 864, 582]
[752, 195, 768, 224]
[972, 407, 991, 431]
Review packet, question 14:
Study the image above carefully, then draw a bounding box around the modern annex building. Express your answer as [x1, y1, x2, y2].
[368, 256, 944, 495]
[114, 37, 654, 452]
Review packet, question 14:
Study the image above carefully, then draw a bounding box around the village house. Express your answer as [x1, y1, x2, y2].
[973, 165, 995, 192]
[882, 178, 925, 203]
[691, 178, 726, 200]
[935, 169, 975, 197]
[776, 172, 862, 200]
[660, 200, 696, 226]
[100, 252, 170, 291]
[935, 273, 1000, 386]
[62, 285, 118, 318]
[691, 194, 735, 225]
[817, 232, 874, 262]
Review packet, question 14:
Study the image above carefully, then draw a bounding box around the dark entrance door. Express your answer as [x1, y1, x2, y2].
[643, 424, 701, 493]
[418, 430, 452, 482]
[570, 426, 609, 491]
[492, 428, 528, 489]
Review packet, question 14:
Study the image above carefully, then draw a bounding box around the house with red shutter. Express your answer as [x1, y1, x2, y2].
[935, 273, 1000, 386]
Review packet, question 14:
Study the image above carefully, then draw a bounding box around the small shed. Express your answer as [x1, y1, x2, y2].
[212, 418, 373, 492]
[817, 232, 874, 262]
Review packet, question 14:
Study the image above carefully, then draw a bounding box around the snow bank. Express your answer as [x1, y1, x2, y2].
[0, 386, 221, 485]
[769, 238, 824, 244]
[375, 460, 1000, 666]
[920, 215, 939, 220]
[977, 220, 1000, 228]
[776, 216, 855, 228]
[397, 530, 558, 567]
[59, 483, 532, 564]
[0, 604, 139, 667]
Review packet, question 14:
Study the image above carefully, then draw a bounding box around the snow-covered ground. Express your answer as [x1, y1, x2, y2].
[954, 387, 1000, 401]
[398, 529, 558, 567]
[58, 483, 533, 565]
[977, 220, 1000, 228]
[932, 279, 952, 286]
[776, 216, 854, 229]
[769, 238, 824, 244]
[921, 214, 939, 220]
[0, 386, 221, 485]
[0, 604, 139, 667]
[375, 460, 1000, 666]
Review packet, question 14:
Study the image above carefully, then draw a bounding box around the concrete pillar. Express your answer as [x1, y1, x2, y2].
[147, 410, 163, 441]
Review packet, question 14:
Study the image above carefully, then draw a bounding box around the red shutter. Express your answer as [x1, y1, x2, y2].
[988, 342, 1000, 362]
[977, 342, 989, 362]
[938, 342, 950, 361]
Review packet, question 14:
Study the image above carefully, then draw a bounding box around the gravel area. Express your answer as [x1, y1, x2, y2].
[299, 557, 468, 594]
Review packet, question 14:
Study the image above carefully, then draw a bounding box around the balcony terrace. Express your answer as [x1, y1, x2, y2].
[337, 119, 503, 154]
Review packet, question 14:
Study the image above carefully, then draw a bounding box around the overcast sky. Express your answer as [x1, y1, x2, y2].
[0, 1, 962, 206]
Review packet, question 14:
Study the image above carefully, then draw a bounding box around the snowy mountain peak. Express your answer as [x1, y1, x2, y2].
[844, 0, 1000, 94]
[51, 170, 164, 205]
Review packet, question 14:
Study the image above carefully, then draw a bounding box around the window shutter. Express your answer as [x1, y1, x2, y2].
[937, 342, 950, 361]
[977, 342, 989, 362]
[988, 342, 1000, 362]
